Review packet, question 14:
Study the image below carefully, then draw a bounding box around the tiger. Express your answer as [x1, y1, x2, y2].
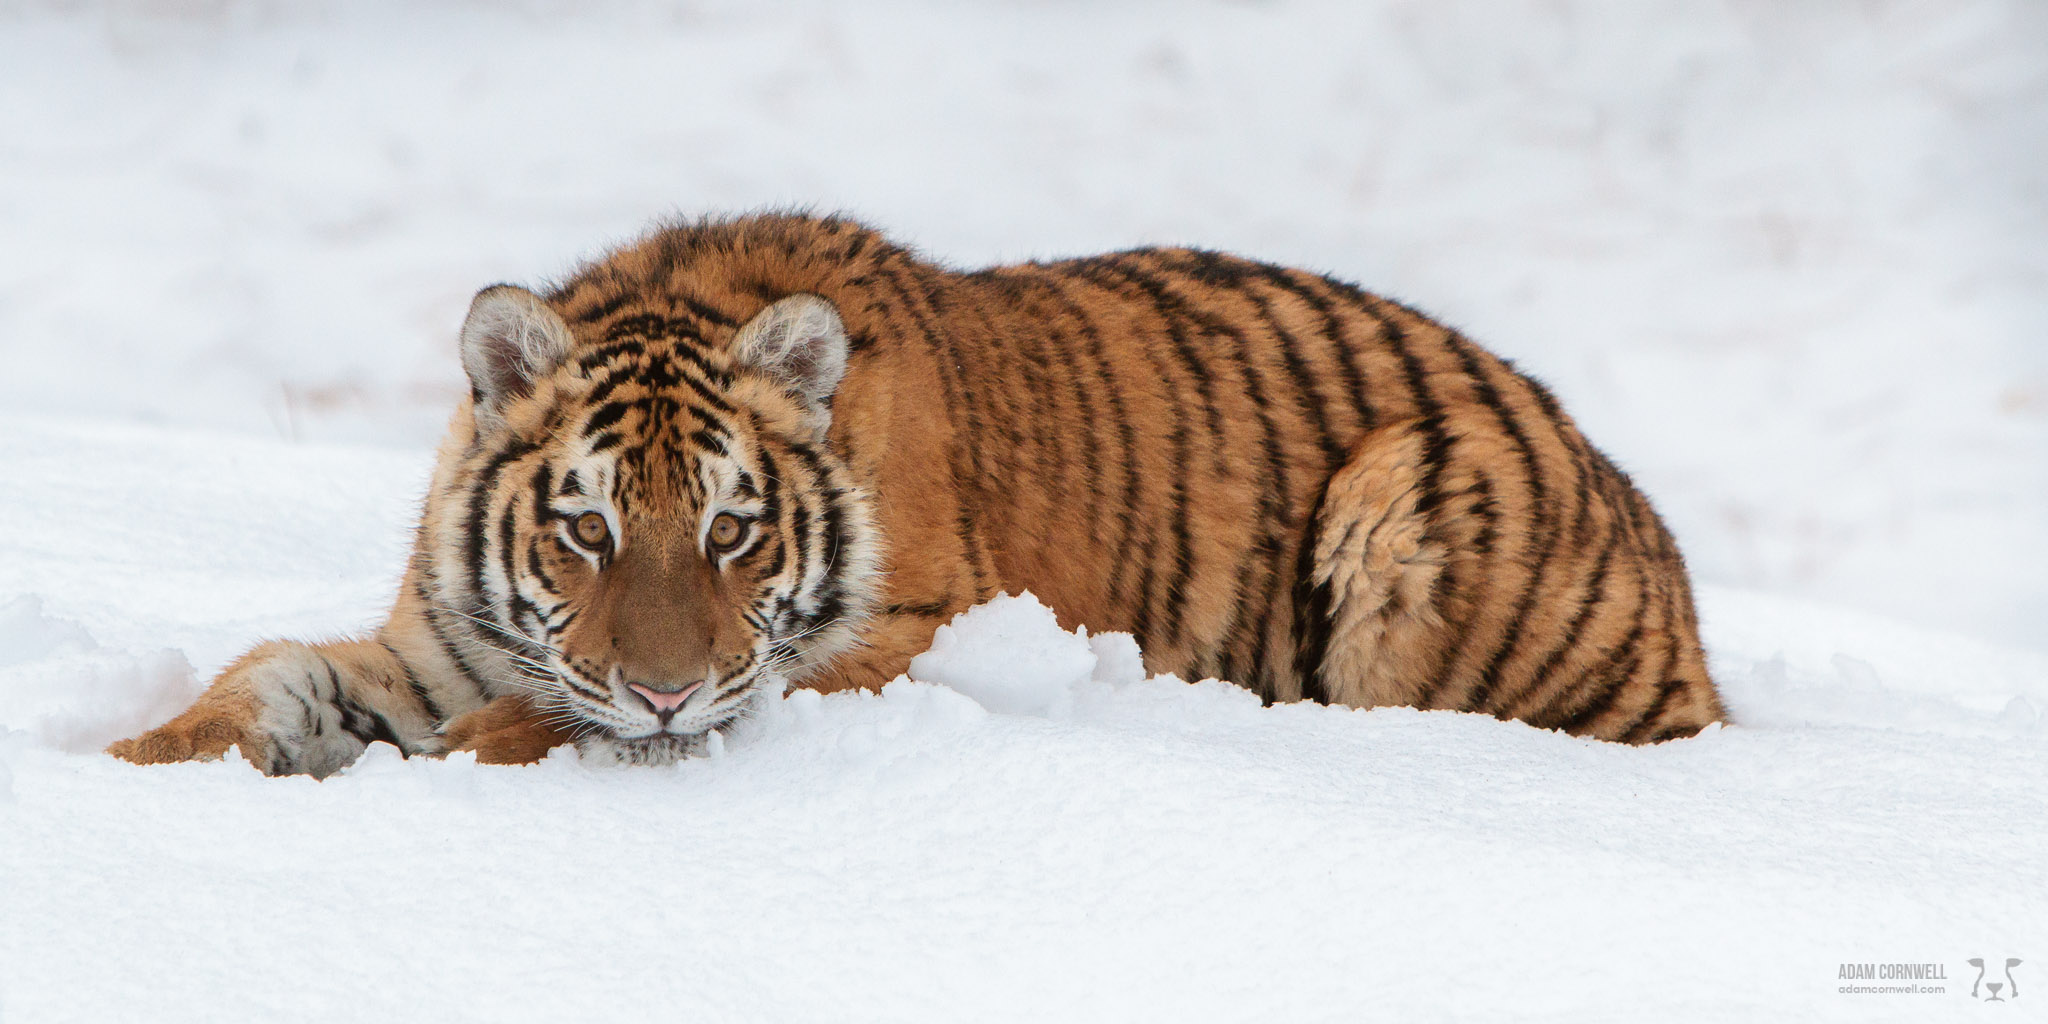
[108, 212, 1725, 775]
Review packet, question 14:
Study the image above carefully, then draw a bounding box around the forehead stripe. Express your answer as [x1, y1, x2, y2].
[574, 339, 645, 371]
[528, 463, 555, 521]
[582, 354, 738, 420]
[582, 401, 631, 437]
[690, 428, 730, 457]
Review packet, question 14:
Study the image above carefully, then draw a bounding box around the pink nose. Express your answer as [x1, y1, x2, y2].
[629, 681, 703, 714]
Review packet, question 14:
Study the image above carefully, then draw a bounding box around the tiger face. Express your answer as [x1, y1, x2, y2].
[440, 286, 881, 765]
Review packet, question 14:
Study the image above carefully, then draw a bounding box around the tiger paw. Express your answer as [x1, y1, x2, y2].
[105, 708, 262, 767]
[105, 640, 374, 777]
[438, 695, 576, 765]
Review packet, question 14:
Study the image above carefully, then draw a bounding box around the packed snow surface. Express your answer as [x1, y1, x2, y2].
[1, 416, 2044, 1022]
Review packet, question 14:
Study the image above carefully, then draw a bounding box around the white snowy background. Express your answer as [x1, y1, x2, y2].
[1, 1, 2043, 1021]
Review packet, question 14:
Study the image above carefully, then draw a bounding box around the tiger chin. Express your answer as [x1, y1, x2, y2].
[109, 212, 1726, 777]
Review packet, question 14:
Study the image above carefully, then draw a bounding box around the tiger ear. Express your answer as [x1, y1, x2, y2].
[459, 284, 575, 424]
[731, 293, 849, 436]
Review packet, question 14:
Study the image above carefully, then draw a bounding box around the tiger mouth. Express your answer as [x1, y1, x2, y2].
[603, 707, 743, 742]
[570, 691, 754, 766]
[540, 662, 778, 765]
[586, 731, 703, 767]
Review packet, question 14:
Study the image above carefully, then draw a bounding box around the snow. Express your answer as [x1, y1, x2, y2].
[907, 593, 1101, 719]
[3, 0, 2045, 1019]
[3, 415, 2046, 1021]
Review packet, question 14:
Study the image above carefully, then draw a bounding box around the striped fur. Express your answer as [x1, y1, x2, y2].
[109, 212, 1723, 775]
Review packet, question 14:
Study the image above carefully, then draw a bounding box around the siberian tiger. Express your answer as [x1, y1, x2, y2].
[108, 213, 1725, 774]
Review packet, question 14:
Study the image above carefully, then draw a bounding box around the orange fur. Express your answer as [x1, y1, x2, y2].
[112, 213, 1723, 775]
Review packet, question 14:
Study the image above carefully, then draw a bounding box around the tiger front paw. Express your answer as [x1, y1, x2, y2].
[105, 641, 372, 777]
[105, 704, 263, 767]
[437, 695, 578, 765]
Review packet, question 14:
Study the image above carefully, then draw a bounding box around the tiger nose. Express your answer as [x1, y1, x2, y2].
[628, 681, 704, 716]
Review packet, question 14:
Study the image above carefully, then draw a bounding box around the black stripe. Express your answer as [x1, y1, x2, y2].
[874, 264, 994, 592]
[555, 661, 611, 703]
[583, 368, 633, 408]
[328, 659, 404, 750]
[968, 275, 1065, 507]
[379, 638, 446, 722]
[782, 439, 849, 632]
[497, 484, 526, 622]
[410, 577, 486, 699]
[1034, 276, 1145, 627]
[462, 442, 534, 603]
[1532, 559, 1650, 732]
[1031, 284, 1109, 538]
[1290, 479, 1336, 704]
[1544, 464, 1667, 728]
[1070, 260, 1196, 651]
[526, 542, 558, 595]
[289, 670, 325, 742]
[1439, 340, 1555, 712]
[930, 279, 1033, 505]
[1148, 251, 1297, 693]
[1175, 250, 1346, 465]
[566, 288, 632, 326]
[528, 463, 556, 522]
[1550, 646, 1643, 736]
[1486, 507, 1619, 717]
[753, 443, 786, 582]
[1359, 310, 1464, 707]
[1644, 722, 1704, 744]
[676, 290, 739, 329]
[575, 338, 646, 371]
[1612, 581, 1692, 745]
[1252, 267, 1377, 434]
[1099, 254, 1229, 473]
[1620, 675, 1691, 744]
[784, 459, 816, 601]
[690, 428, 730, 457]
[1090, 258, 1214, 656]
[1178, 257, 1343, 698]
[582, 400, 632, 437]
[882, 600, 956, 617]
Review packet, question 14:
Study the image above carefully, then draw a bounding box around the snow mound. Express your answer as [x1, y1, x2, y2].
[1087, 629, 1149, 687]
[907, 591, 1142, 717]
[905, 591, 1162, 719]
[0, 594, 199, 754]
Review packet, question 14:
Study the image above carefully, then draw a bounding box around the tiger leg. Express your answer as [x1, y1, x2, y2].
[1290, 421, 1461, 710]
[106, 637, 440, 777]
[1500, 515, 1727, 744]
[1297, 419, 1723, 744]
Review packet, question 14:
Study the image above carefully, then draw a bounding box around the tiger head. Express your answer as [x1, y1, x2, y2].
[430, 282, 881, 765]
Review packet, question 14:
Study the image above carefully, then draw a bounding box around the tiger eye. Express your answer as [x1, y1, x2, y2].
[571, 511, 610, 551]
[708, 512, 745, 552]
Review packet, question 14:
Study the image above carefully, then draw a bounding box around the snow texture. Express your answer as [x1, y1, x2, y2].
[2, 0, 2045, 1019]
[2, 415, 2045, 1022]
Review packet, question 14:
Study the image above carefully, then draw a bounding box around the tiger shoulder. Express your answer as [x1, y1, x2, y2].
[109, 212, 1724, 775]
